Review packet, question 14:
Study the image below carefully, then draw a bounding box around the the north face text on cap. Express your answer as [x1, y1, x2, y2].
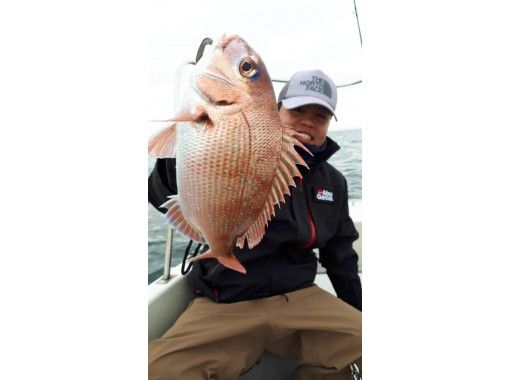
[300, 76, 332, 98]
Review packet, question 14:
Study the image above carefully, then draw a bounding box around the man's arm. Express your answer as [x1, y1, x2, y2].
[319, 180, 362, 311]
[148, 158, 178, 213]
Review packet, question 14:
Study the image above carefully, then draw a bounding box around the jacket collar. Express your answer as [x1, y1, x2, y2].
[297, 136, 340, 170]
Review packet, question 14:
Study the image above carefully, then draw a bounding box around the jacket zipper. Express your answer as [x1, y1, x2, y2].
[302, 206, 317, 249]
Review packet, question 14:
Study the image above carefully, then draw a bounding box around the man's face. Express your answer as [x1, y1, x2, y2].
[279, 104, 332, 147]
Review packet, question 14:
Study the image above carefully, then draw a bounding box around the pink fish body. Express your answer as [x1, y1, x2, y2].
[149, 35, 310, 273]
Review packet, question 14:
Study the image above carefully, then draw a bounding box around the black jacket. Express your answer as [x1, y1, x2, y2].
[148, 137, 362, 311]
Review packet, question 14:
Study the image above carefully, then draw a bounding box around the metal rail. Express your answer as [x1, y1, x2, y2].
[157, 225, 174, 283]
[350, 362, 361, 379]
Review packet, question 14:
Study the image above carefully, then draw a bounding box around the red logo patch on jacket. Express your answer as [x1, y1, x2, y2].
[315, 188, 334, 202]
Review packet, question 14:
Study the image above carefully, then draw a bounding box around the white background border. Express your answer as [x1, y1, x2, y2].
[1, 1, 509, 378]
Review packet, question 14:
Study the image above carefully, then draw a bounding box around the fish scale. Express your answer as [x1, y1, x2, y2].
[181, 114, 240, 236]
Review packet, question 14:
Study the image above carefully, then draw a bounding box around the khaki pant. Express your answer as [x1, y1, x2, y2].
[149, 285, 361, 380]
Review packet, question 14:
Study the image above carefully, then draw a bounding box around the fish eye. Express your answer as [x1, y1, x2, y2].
[239, 57, 258, 78]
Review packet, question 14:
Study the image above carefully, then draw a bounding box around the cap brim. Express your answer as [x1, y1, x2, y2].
[281, 96, 337, 121]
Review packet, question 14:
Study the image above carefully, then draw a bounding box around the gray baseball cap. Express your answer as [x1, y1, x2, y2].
[277, 69, 337, 120]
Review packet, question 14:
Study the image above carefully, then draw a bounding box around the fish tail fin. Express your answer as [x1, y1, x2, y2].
[187, 250, 247, 274]
[217, 255, 247, 274]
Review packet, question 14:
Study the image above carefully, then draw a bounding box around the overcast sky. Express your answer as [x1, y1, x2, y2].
[147, 0, 362, 132]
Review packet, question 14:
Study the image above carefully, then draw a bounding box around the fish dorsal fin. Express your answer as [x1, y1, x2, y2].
[236, 127, 312, 249]
[160, 196, 206, 243]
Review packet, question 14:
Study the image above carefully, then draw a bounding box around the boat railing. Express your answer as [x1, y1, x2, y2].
[157, 227, 174, 284]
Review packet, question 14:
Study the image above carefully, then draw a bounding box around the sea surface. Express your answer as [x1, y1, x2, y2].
[148, 129, 361, 283]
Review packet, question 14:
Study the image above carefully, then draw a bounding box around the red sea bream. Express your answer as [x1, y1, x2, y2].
[148, 35, 310, 274]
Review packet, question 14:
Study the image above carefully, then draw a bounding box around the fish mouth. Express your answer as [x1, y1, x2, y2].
[204, 66, 234, 86]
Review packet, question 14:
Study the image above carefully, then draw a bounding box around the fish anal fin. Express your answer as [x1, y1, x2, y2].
[235, 236, 246, 249]
[238, 205, 271, 250]
[162, 196, 205, 243]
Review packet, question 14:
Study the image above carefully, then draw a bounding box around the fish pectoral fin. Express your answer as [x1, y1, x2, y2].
[148, 122, 178, 158]
[189, 108, 213, 128]
[172, 107, 211, 124]
[236, 126, 310, 250]
[149, 111, 197, 122]
[161, 196, 206, 243]
[148, 109, 212, 158]
[187, 250, 247, 274]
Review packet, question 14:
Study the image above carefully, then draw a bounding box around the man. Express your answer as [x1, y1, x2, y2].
[148, 69, 362, 380]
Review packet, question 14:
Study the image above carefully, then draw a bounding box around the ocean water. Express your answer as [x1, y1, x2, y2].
[148, 129, 361, 283]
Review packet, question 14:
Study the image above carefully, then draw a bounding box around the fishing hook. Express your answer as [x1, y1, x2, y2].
[194, 37, 213, 64]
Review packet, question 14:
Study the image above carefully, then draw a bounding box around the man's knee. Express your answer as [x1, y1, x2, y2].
[149, 343, 202, 380]
[149, 350, 220, 380]
[149, 344, 251, 380]
[345, 310, 362, 359]
[351, 327, 362, 357]
[312, 328, 361, 371]
[341, 327, 362, 367]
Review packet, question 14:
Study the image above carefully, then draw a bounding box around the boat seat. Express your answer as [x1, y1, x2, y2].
[239, 352, 297, 379]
